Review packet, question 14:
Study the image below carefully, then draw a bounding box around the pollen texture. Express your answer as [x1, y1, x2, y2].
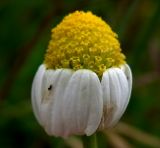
[44, 11, 125, 77]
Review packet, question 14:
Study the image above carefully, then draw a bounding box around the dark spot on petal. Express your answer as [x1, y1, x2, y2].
[48, 85, 52, 90]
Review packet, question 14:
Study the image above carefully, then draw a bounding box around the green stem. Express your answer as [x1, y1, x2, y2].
[82, 133, 98, 148]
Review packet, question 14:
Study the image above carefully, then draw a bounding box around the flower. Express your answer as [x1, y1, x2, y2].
[31, 11, 132, 138]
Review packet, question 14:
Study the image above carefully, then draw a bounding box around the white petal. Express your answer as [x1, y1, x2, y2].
[120, 64, 132, 99]
[49, 69, 73, 136]
[101, 67, 130, 128]
[31, 64, 45, 124]
[39, 69, 73, 136]
[39, 69, 61, 131]
[62, 70, 103, 137]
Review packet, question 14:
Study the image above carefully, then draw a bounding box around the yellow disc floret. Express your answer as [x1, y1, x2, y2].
[44, 11, 125, 77]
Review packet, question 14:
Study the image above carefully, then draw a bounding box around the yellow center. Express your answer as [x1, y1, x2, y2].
[44, 11, 125, 77]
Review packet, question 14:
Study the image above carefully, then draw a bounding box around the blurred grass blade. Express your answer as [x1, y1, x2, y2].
[65, 137, 83, 148]
[117, 0, 139, 41]
[116, 122, 160, 147]
[130, 0, 160, 65]
[104, 130, 133, 148]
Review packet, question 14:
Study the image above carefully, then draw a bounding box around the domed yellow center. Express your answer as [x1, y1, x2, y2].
[44, 11, 125, 77]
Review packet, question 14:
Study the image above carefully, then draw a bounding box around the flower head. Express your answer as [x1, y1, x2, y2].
[44, 11, 125, 77]
[31, 11, 132, 138]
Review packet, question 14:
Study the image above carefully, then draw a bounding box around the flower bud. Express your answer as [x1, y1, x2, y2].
[31, 11, 132, 138]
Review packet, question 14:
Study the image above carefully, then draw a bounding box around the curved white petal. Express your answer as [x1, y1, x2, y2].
[119, 64, 132, 120]
[39, 69, 62, 131]
[101, 66, 131, 128]
[120, 64, 132, 99]
[31, 64, 73, 137]
[39, 68, 73, 136]
[31, 64, 45, 124]
[49, 69, 73, 136]
[62, 70, 103, 137]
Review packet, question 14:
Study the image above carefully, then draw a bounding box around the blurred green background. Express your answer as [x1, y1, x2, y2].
[0, 0, 160, 147]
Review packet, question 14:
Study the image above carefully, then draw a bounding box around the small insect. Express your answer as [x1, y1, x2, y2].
[48, 85, 52, 90]
[42, 84, 53, 103]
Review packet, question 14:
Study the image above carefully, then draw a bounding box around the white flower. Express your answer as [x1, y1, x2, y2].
[31, 63, 132, 137]
[31, 11, 132, 138]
